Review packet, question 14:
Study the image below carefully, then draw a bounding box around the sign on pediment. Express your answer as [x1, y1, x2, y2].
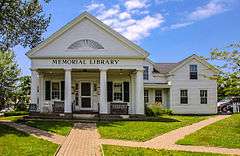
[51, 59, 119, 65]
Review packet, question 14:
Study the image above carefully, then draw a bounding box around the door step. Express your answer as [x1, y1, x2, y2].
[73, 114, 96, 119]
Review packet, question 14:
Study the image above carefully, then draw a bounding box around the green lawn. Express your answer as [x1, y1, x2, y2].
[0, 124, 58, 156]
[102, 145, 226, 156]
[97, 115, 209, 141]
[0, 115, 25, 122]
[177, 114, 240, 149]
[21, 120, 73, 136]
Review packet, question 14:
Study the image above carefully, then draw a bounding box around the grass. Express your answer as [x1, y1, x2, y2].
[97, 115, 209, 141]
[21, 120, 73, 136]
[0, 124, 58, 156]
[4, 111, 29, 116]
[176, 114, 240, 149]
[0, 115, 25, 122]
[102, 145, 226, 156]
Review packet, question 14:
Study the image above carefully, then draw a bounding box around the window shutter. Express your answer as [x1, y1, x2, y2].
[61, 81, 65, 101]
[45, 81, 51, 100]
[123, 82, 130, 102]
[107, 81, 113, 102]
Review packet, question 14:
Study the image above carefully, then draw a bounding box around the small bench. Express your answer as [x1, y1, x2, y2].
[110, 102, 129, 115]
[53, 101, 64, 113]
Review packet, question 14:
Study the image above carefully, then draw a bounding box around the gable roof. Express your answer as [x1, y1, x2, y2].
[153, 54, 220, 74]
[153, 63, 178, 74]
[26, 11, 149, 58]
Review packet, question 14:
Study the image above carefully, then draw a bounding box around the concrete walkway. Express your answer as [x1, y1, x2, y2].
[56, 123, 101, 156]
[0, 121, 65, 145]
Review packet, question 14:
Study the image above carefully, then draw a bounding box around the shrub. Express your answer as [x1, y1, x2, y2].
[4, 111, 29, 116]
[146, 103, 173, 116]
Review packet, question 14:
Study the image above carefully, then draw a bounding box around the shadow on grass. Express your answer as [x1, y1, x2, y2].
[0, 124, 30, 137]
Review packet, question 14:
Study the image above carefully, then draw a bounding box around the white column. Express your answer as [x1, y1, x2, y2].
[64, 69, 72, 113]
[31, 70, 38, 104]
[99, 68, 108, 114]
[39, 74, 44, 112]
[130, 73, 136, 114]
[135, 69, 145, 114]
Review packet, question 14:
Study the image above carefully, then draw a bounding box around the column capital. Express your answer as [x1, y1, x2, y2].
[99, 68, 108, 72]
[64, 68, 72, 71]
[136, 67, 144, 72]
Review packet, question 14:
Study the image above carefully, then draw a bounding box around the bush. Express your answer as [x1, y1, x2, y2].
[146, 103, 173, 117]
[4, 111, 29, 117]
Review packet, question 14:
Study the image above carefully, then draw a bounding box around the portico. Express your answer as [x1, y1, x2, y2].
[30, 66, 145, 115]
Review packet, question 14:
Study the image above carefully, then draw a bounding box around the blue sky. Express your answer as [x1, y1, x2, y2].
[14, 0, 240, 75]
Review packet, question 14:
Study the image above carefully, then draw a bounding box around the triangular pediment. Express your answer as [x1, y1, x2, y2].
[27, 12, 149, 59]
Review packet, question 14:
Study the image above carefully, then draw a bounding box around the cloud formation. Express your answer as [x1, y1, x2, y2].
[86, 1, 164, 42]
[167, 0, 235, 30]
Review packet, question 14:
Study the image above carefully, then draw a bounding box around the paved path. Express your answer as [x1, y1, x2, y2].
[56, 123, 101, 156]
[0, 121, 65, 145]
[100, 115, 240, 156]
[2, 115, 240, 156]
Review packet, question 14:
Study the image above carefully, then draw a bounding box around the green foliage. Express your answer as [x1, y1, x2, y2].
[15, 76, 31, 111]
[0, 0, 51, 50]
[0, 51, 20, 110]
[209, 42, 240, 100]
[146, 103, 172, 117]
[4, 111, 29, 117]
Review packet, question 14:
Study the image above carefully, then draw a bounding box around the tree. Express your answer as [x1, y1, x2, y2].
[15, 76, 31, 111]
[0, 0, 51, 51]
[0, 50, 20, 110]
[209, 42, 240, 100]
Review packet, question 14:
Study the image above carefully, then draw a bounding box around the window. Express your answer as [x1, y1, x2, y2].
[180, 90, 188, 104]
[144, 90, 149, 103]
[52, 82, 60, 100]
[155, 90, 162, 103]
[190, 65, 198, 79]
[113, 82, 123, 101]
[200, 90, 207, 104]
[143, 66, 149, 80]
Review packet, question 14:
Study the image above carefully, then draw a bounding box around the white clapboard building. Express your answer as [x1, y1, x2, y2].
[27, 12, 219, 115]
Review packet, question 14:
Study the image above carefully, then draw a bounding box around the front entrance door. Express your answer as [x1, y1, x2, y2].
[80, 82, 92, 110]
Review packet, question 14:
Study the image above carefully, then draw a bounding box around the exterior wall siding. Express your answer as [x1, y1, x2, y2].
[169, 59, 217, 114]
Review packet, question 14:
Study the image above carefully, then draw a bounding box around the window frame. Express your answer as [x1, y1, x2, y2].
[144, 90, 149, 104]
[200, 90, 208, 104]
[51, 81, 61, 100]
[180, 89, 188, 104]
[143, 66, 149, 80]
[190, 64, 198, 80]
[113, 82, 123, 102]
[155, 90, 162, 103]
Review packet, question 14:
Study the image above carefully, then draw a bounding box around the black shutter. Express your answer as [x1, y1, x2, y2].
[45, 81, 51, 100]
[107, 81, 113, 102]
[123, 82, 130, 102]
[61, 81, 65, 101]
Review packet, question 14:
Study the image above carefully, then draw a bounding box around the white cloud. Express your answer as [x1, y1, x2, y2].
[166, 0, 234, 30]
[97, 5, 120, 20]
[119, 12, 131, 20]
[169, 22, 194, 29]
[86, 1, 164, 42]
[122, 14, 164, 41]
[188, 0, 228, 21]
[86, 3, 105, 12]
[124, 0, 149, 10]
